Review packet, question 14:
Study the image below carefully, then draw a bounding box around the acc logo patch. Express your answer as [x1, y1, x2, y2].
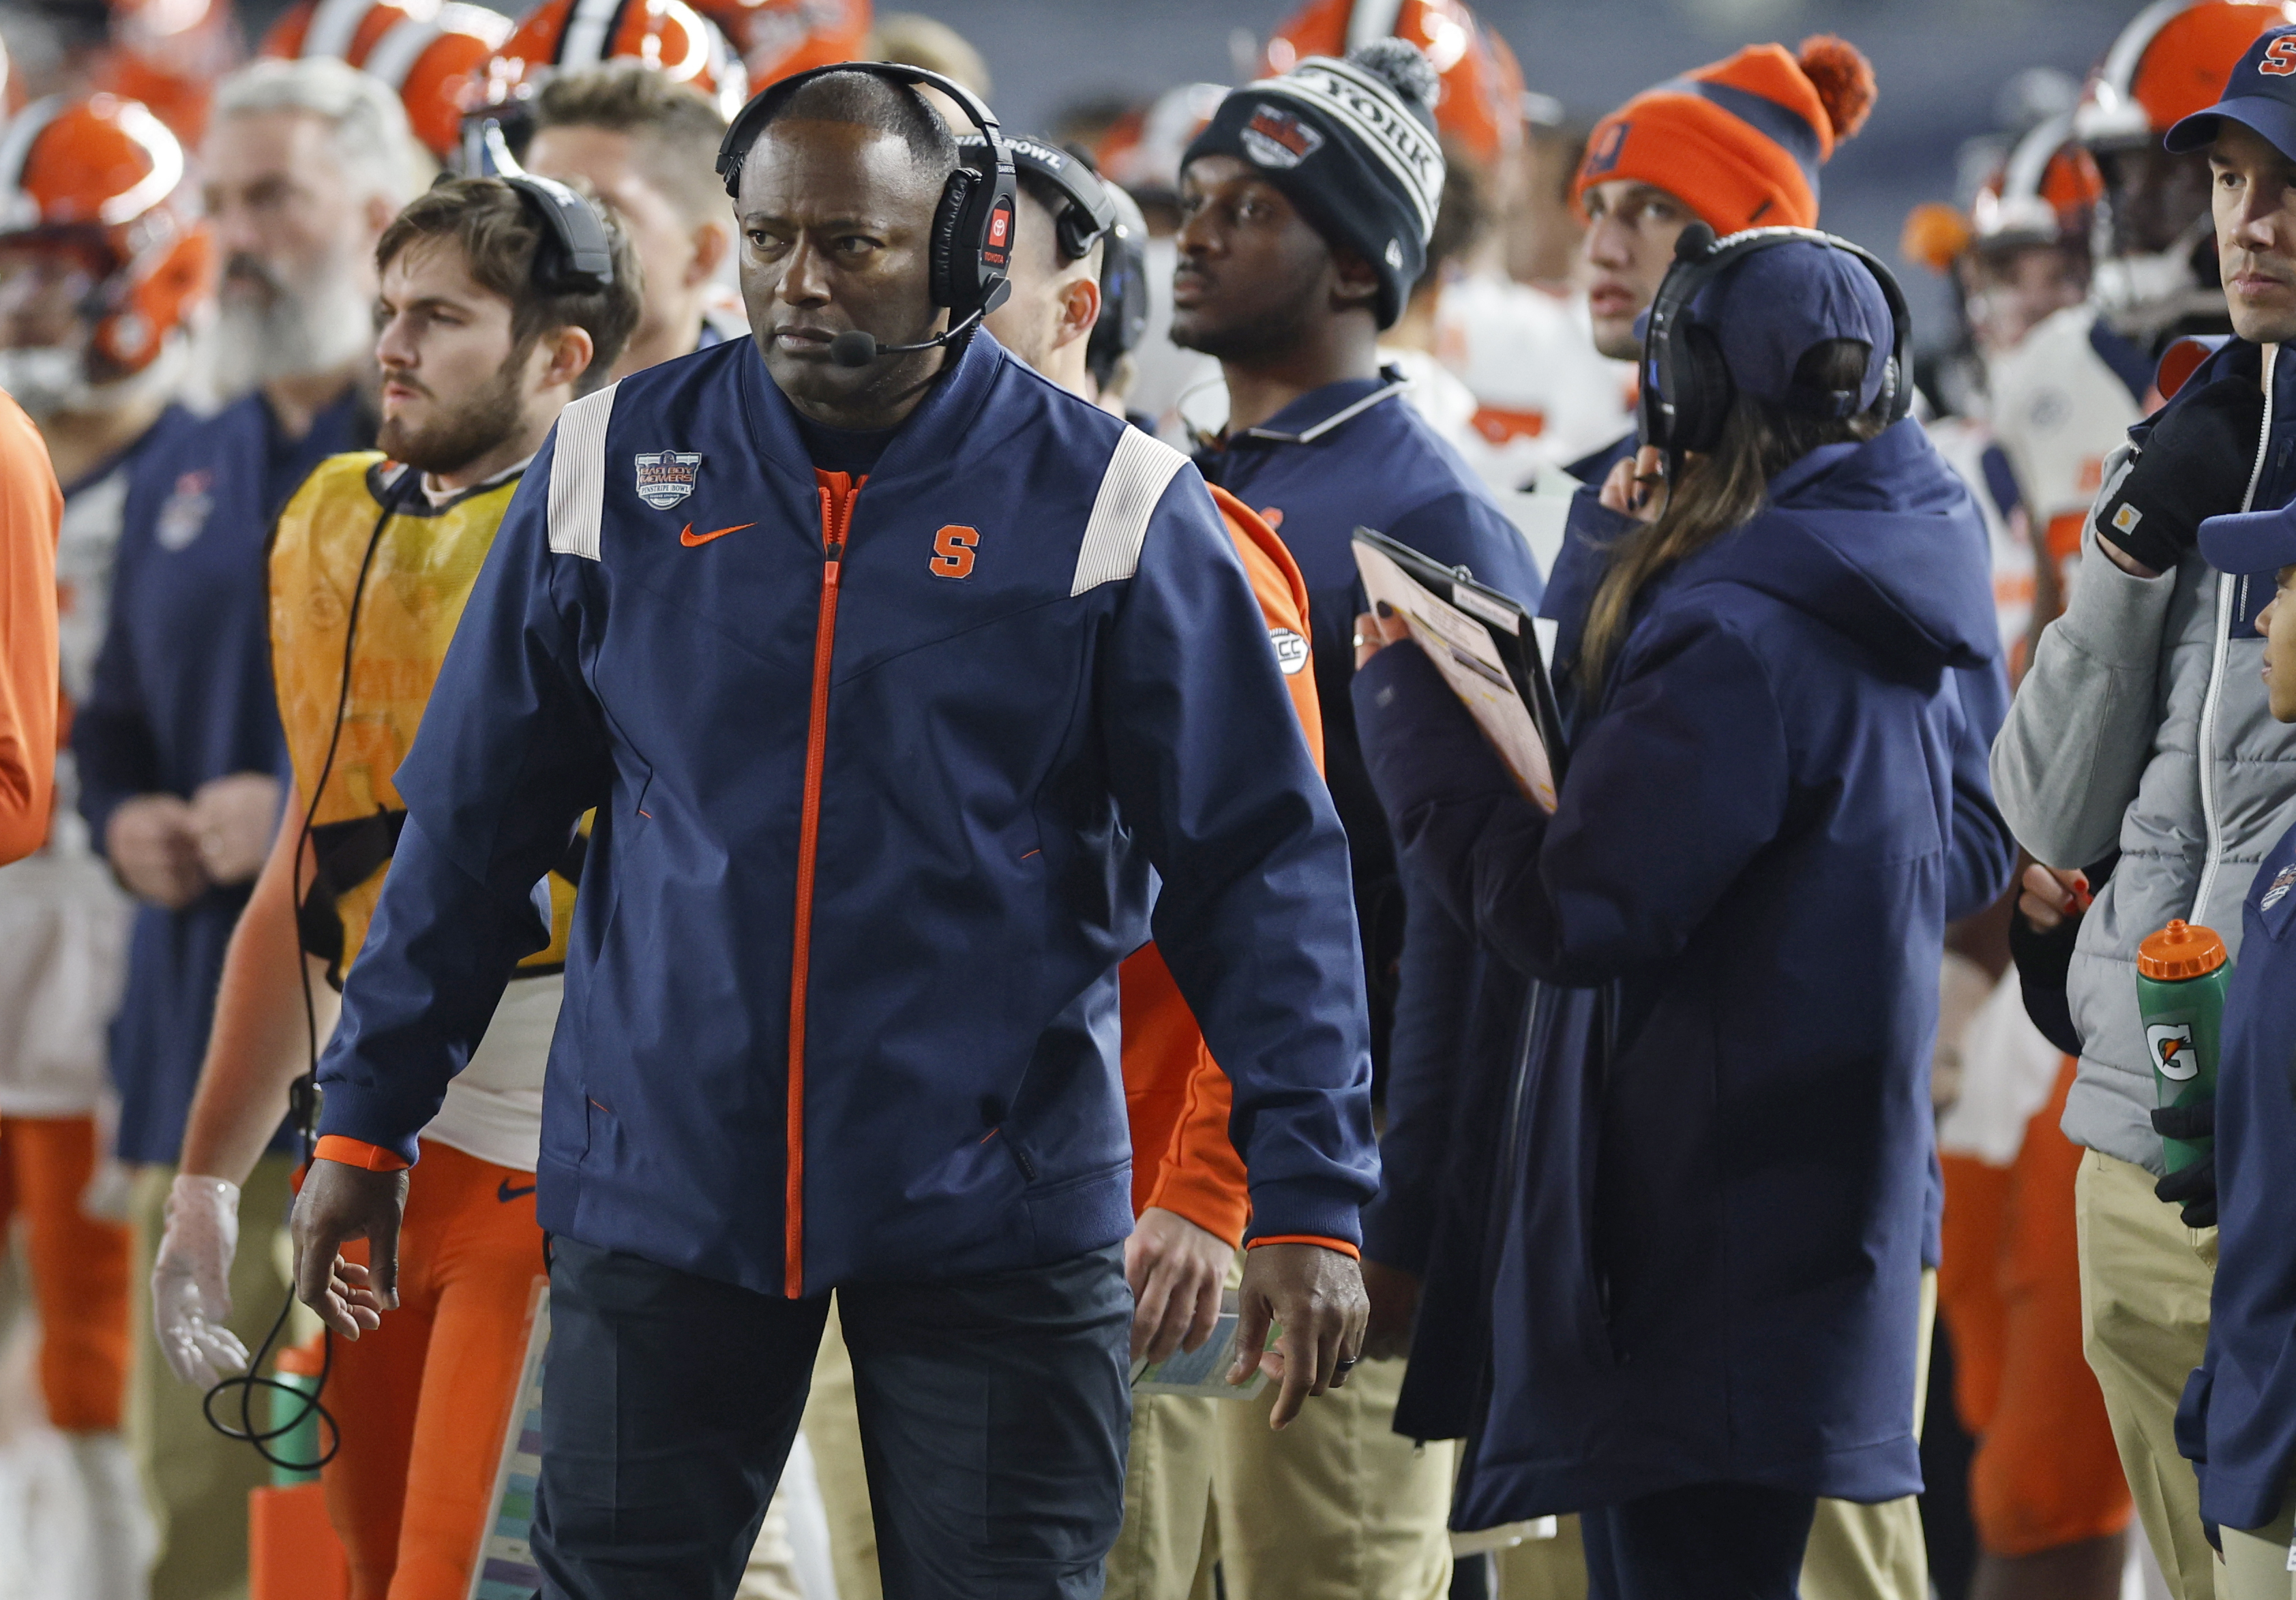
[2147, 1022, 2200, 1082]
[155, 470, 212, 551]
[1270, 627, 1309, 675]
[2263, 863, 2296, 909]
[1241, 104, 1325, 170]
[635, 450, 703, 510]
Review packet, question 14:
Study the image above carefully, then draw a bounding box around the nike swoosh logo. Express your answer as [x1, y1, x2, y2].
[680, 521, 754, 547]
[496, 1180, 537, 1203]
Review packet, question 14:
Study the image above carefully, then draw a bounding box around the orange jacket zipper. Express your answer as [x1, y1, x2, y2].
[786, 470, 858, 1297]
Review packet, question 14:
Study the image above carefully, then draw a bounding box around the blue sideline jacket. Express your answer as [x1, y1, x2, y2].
[75, 391, 366, 1162]
[316, 331, 1380, 1297]
[2179, 820, 2296, 1533]
[1356, 418, 2014, 1516]
[1196, 372, 1541, 1074]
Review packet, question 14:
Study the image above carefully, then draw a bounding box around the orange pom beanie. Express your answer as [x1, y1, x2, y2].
[1573, 36, 1877, 232]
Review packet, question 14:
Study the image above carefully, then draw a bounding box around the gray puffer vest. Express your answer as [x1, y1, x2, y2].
[1993, 340, 2296, 1174]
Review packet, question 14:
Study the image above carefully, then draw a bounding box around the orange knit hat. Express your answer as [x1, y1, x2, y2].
[1573, 36, 1877, 233]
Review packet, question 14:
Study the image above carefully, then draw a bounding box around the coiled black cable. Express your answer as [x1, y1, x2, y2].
[201, 471, 417, 1472]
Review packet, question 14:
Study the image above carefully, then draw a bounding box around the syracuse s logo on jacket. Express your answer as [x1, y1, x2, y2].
[930, 524, 979, 579]
[2147, 1022, 2200, 1082]
[635, 450, 702, 509]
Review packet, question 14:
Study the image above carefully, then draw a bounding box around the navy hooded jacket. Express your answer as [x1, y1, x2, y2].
[313, 331, 1380, 1297]
[2178, 820, 2296, 1532]
[1355, 417, 2014, 1515]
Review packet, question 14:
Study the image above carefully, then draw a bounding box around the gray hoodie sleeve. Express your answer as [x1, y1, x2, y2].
[1990, 452, 2180, 870]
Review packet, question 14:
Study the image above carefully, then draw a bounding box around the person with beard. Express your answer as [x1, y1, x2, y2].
[158, 173, 640, 1600]
[0, 92, 212, 1600]
[68, 56, 419, 1600]
[1170, 40, 1536, 1600]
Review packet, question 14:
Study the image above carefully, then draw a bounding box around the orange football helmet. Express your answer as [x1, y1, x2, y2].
[1971, 115, 2105, 250]
[2076, 0, 2296, 147]
[91, 0, 245, 145]
[474, 0, 749, 125]
[0, 94, 213, 391]
[1263, 0, 1525, 164]
[689, 0, 867, 87]
[261, 0, 514, 160]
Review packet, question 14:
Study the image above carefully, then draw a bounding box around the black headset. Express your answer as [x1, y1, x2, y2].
[965, 132, 1116, 263]
[504, 173, 616, 292]
[1639, 222, 1913, 473]
[1090, 173, 1151, 394]
[715, 62, 1018, 328]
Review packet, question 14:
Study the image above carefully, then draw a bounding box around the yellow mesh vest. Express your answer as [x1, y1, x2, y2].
[269, 454, 579, 977]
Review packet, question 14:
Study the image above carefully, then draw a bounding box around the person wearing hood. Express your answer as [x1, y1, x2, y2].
[1352, 235, 2014, 1600]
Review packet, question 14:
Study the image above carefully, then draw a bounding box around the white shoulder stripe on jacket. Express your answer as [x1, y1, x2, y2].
[547, 380, 621, 561]
[1071, 427, 1189, 596]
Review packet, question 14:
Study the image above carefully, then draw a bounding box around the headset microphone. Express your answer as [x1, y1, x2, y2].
[828, 298, 1002, 367]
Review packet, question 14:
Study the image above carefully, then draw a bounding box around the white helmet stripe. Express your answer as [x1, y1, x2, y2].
[1343, 0, 1407, 53]
[364, 15, 446, 89]
[2098, 0, 2195, 101]
[304, 0, 378, 62]
[0, 97, 68, 228]
[559, 0, 626, 67]
[98, 102, 183, 227]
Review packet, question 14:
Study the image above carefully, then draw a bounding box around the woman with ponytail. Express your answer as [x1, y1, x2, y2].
[1352, 237, 2014, 1599]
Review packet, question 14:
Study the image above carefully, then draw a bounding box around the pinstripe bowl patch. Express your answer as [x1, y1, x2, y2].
[635, 450, 702, 509]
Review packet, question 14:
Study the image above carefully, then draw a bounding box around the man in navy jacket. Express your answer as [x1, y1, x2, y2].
[290, 68, 1377, 1600]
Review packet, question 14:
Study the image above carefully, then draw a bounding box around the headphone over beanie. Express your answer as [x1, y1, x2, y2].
[1183, 38, 1446, 329]
[1574, 36, 1877, 233]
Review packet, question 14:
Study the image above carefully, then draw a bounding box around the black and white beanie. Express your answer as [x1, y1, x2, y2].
[1184, 39, 1445, 329]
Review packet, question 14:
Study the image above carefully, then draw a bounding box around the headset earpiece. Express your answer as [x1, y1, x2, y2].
[929, 164, 980, 309]
[1675, 323, 1736, 454]
[503, 174, 615, 293]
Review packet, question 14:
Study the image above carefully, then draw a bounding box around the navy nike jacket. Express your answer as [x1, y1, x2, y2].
[315, 330, 1380, 1296]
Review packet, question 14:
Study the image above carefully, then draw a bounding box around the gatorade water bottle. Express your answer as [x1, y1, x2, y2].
[2136, 919, 2231, 1173]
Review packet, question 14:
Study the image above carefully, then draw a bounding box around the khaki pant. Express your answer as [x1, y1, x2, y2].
[2220, 1483, 2296, 1600]
[127, 1155, 295, 1600]
[1495, 1517, 1587, 1599]
[1210, 1354, 1457, 1600]
[1105, 1390, 1220, 1600]
[801, 1294, 880, 1600]
[1798, 1268, 1937, 1600]
[2077, 1149, 2218, 1600]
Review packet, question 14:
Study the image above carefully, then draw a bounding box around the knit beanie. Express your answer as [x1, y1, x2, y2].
[1573, 37, 1877, 233]
[1183, 38, 1445, 329]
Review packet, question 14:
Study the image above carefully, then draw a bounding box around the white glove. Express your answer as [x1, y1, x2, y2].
[151, 1174, 250, 1388]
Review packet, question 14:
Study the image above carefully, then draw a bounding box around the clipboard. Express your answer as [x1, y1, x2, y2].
[1352, 527, 1569, 812]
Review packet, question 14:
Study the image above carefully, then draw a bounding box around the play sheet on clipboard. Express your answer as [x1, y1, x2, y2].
[1352, 529, 1565, 814]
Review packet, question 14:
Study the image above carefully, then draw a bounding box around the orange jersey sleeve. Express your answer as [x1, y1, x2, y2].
[1118, 488, 1324, 1243]
[0, 394, 60, 865]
